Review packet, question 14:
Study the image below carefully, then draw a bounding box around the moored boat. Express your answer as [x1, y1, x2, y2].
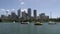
[21, 22, 29, 24]
[13, 21, 15, 23]
[34, 22, 43, 25]
[48, 21, 56, 24]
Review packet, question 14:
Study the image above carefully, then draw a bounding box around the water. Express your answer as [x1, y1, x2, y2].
[0, 22, 60, 34]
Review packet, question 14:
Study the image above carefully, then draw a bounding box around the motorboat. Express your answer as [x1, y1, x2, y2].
[21, 22, 29, 24]
[48, 21, 56, 24]
[13, 21, 15, 23]
[34, 22, 43, 25]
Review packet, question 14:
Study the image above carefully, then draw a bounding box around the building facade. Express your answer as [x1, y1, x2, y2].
[28, 8, 31, 19]
[34, 9, 37, 19]
[17, 9, 21, 18]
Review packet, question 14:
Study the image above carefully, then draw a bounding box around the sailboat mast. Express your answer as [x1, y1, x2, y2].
[50, 12, 52, 19]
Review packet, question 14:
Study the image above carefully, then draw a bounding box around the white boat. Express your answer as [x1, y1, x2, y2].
[21, 22, 29, 24]
[48, 21, 56, 24]
[34, 22, 43, 25]
[13, 21, 15, 23]
[48, 12, 56, 24]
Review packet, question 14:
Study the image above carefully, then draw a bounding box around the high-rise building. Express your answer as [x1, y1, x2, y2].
[34, 9, 37, 19]
[1, 15, 5, 18]
[39, 13, 49, 22]
[6, 11, 8, 16]
[11, 12, 17, 19]
[28, 8, 31, 19]
[22, 11, 27, 20]
[39, 13, 49, 20]
[17, 9, 21, 18]
[39, 13, 45, 19]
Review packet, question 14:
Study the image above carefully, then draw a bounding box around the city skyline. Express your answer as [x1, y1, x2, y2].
[0, 0, 60, 18]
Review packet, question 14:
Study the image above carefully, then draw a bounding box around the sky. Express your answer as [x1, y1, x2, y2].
[0, 0, 60, 18]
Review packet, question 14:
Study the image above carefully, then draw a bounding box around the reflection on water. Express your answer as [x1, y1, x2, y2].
[0, 22, 60, 34]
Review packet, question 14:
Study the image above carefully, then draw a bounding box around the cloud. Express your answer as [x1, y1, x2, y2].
[20, 2, 25, 5]
[21, 9, 27, 13]
[1, 9, 5, 11]
[12, 9, 15, 11]
[6, 10, 9, 11]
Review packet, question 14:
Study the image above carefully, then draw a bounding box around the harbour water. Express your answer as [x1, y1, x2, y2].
[0, 22, 60, 34]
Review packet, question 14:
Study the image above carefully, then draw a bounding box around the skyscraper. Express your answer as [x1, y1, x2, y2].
[39, 13, 45, 19]
[34, 9, 37, 19]
[22, 11, 27, 20]
[11, 12, 17, 19]
[28, 8, 31, 19]
[39, 13, 49, 20]
[17, 9, 21, 18]
[6, 11, 8, 16]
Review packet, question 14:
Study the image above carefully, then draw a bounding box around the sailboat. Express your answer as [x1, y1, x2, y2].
[21, 19, 29, 24]
[48, 12, 56, 24]
[34, 22, 43, 25]
[34, 19, 43, 25]
[48, 21, 56, 24]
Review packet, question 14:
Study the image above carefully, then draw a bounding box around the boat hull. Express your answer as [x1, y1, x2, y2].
[34, 24, 42, 25]
[34, 23, 43, 25]
[21, 22, 29, 24]
[48, 23, 56, 25]
[21, 23, 28, 24]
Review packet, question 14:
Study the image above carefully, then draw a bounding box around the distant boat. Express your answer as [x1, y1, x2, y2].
[34, 22, 43, 25]
[48, 12, 56, 24]
[48, 21, 56, 24]
[13, 21, 15, 23]
[21, 22, 29, 24]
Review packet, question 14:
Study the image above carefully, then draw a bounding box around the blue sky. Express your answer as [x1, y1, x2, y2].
[0, 0, 60, 18]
